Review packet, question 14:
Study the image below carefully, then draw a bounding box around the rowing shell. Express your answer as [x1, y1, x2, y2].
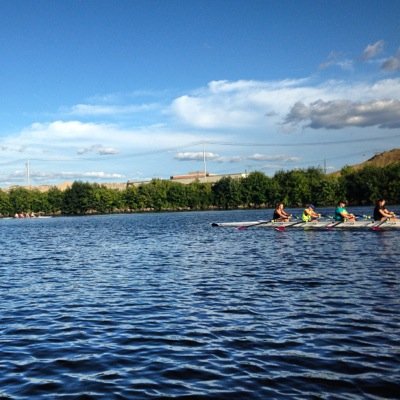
[211, 220, 400, 230]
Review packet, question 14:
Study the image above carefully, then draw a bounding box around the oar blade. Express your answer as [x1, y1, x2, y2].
[371, 217, 390, 231]
[326, 221, 341, 230]
[274, 220, 304, 231]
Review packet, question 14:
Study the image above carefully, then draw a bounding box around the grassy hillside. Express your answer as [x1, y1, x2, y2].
[332, 148, 400, 175]
[353, 148, 400, 169]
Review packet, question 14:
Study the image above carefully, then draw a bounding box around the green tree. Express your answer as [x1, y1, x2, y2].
[241, 171, 270, 207]
[340, 166, 384, 205]
[62, 181, 95, 214]
[47, 187, 64, 214]
[167, 182, 188, 209]
[147, 179, 169, 211]
[312, 176, 342, 206]
[8, 187, 32, 214]
[92, 185, 117, 213]
[212, 177, 242, 209]
[385, 163, 400, 204]
[124, 185, 139, 211]
[0, 190, 12, 216]
[136, 183, 153, 210]
[29, 189, 49, 214]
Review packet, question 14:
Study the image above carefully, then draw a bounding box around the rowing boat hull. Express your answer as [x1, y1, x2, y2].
[211, 220, 400, 230]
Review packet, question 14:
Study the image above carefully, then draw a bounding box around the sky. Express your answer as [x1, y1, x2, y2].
[1, 0, 400, 187]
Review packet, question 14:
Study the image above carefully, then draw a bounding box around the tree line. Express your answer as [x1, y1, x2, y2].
[0, 164, 399, 217]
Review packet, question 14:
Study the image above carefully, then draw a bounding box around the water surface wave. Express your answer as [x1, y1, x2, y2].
[0, 210, 399, 399]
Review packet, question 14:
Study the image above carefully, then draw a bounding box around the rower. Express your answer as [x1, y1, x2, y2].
[373, 199, 396, 221]
[273, 202, 291, 222]
[302, 204, 320, 222]
[334, 200, 356, 222]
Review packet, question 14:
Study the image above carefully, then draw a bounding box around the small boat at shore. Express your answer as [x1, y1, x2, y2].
[211, 219, 400, 230]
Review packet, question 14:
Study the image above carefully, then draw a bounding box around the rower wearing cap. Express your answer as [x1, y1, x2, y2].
[373, 199, 396, 221]
[334, 200, 356, 222]
[302, 204, 320, 222]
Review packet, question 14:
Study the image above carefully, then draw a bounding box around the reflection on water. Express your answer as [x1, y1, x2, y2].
[0, 209, 399, 399]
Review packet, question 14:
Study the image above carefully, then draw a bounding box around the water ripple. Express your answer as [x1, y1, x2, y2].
[0, 211, 399, 399]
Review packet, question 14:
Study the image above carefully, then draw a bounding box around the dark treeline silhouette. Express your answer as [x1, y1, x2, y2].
[1, 164, 399, 216]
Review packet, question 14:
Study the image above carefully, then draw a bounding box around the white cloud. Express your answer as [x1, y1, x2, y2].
[77, 144, 119, 155]
[174, 151, 246, 164]
[171, 95, 258, 129]
[248, 153, 300, 162]
[362, 40, 385, 60]
[284, 99, 400, 129]
[1, 169, 125, 185]
[80, 171, 124, 179]
[7, 120, 208, 155]
[169, 78, 400, 132]
[174, 151, 220, 161]
[67, 103, 158, 116]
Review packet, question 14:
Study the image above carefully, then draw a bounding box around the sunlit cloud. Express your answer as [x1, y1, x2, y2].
[67, 103, 159, 116]
[77, 144, 119, 155]
[174, 151, 220, 161]
[174, 152, 245, 164]
[9, 120, 209, 154]
[170, 77, 400, 131]
[284, 99, 400, 129]
[2, 169, 125, 184]
[248, 153, 300, 162]
[171, 95, 258, 129]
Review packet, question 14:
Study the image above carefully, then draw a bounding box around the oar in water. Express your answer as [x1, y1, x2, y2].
[371, 218, 389, 231]
[237, 220, 273, 230]
[274, 220, 305, 231]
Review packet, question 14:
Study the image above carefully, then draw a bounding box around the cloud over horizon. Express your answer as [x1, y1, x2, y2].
[169, 77, 400, 133]
[247, 154, 300, 162]
[284, 99, 400, 129]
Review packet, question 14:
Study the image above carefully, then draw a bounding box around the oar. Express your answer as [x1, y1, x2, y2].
[237, 220, 273, 230]
[371, 218, 388, 231]
[326, 220, 343, 230]
[274, 220, 305, 231]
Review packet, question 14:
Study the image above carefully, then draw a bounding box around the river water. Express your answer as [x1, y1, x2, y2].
[0, 209, 399, 399]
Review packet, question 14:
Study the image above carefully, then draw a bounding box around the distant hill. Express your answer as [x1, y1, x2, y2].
[353, 148, 400, 169]
[332, 148, 400, 175]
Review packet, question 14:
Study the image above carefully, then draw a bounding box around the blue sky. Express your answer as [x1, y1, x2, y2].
[1, 0, 400, 187]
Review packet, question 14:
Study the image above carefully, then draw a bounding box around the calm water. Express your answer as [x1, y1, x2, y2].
[0, 209, 399, 399]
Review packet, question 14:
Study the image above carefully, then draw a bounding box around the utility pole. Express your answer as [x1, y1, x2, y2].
[26, 160, 30, 187]
[203, 143, 207, 180]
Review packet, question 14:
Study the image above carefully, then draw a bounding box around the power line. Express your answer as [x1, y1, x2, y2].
[205, 133, 400, 147]
[0, 134, 399, 167]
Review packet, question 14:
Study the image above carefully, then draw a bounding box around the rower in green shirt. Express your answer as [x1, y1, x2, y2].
[334, 200, 356, 222]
